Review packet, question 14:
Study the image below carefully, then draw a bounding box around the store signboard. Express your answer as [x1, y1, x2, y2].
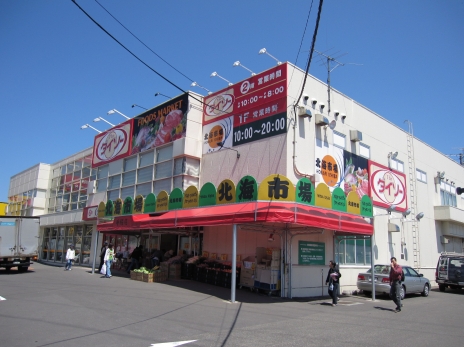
[82, 205, 98, 221]
[131, 93, 189, 155]
[202, 64, 287, 152]
[203, 63, 287, 125]
[237, 175, 258, 202]
[217, 179, 236, 204]
[298, 241, 325, 265]
[368, 161, 407, 212]
[92, 119, 133, 168]
[314, 142, 370, 200]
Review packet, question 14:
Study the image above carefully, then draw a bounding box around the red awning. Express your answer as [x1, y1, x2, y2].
[97, 202, 373, 235]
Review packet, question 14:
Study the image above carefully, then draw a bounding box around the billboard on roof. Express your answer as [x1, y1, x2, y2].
[202, 63, 288, 152]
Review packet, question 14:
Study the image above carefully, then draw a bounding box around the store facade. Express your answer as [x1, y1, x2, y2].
[7, 62, 464, 298]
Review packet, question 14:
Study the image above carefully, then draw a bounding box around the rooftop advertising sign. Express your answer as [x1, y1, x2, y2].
[202, 64, 287, 152]
[131, 93, 189, 155]
[92, 119, 133, 168]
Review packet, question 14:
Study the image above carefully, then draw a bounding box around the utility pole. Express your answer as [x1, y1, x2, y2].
[314, 50, 362, 117]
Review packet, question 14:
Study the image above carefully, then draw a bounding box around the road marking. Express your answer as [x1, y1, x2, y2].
[150, 341, 196, 347]
[0, 296, 6, 301]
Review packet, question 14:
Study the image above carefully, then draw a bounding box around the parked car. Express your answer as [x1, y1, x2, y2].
[436, 253, 464, 292]
[357, 264, 431, 299]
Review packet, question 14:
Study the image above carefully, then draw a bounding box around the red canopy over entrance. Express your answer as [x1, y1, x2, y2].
[97, 202, 373, 235]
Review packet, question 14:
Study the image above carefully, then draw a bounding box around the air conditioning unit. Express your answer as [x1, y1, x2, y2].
[297, 106, 312, 118]
[87, 180, 97, 195]
[350, 130, 363, 142]
[440, 236, 449, 244]
[315, 114, 329, 126]
[388, 223, 400, 232]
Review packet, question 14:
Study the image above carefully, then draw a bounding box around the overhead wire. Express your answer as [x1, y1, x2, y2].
[71, 0, 214, 114]
[94, 0, 195, 83]
[288, 0, 314, 88]
[295, 0, 324, 107]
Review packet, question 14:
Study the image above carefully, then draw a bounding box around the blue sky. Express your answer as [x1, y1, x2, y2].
[1, 0, 463, 201]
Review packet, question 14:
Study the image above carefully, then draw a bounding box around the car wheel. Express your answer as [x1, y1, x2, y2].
[18, 266, 28, 272]
[400, 285, 405, 300]
[363, 290, 372, 297]
[438, 284, 446, 292]
[421, 284, 429, 297]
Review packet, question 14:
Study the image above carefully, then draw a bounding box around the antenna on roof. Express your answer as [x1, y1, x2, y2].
[447, 148, 464, 166]
[314, 49, 362, 117]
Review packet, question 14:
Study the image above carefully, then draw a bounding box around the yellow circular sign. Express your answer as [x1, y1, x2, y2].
[321, 155, 339, 187]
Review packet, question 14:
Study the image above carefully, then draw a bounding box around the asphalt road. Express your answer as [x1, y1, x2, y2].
[0, 263, 463, 347]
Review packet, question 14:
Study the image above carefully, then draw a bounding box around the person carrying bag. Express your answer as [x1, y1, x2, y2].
[325, 260, 342, 307]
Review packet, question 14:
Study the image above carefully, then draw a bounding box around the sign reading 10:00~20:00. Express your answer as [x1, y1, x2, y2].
[232, 112, 287, 146]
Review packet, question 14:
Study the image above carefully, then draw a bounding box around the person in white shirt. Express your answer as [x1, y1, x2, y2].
[65, 245, 75, 271]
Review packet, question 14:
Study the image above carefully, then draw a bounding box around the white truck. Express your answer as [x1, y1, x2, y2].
[0, 216, 40, 272]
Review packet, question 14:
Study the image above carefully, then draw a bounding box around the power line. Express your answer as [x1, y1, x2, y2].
[94, 0, 195, 83]
[71, 0, 209, 109]
[295, 0, 324, 107]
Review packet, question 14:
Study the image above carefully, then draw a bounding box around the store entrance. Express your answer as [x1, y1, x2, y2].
[160, 234, 178, 257]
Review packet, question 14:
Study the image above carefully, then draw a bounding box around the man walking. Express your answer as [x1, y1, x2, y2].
[98, 241, 108, 273]
[389, 257, 403, 313]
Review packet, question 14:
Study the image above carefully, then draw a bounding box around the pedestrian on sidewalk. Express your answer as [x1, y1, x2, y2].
[65, 244, 75, 271]
[326, 260, 341, 306]
[98, 241, 108, 273]
[389, 257, 403, 313]
[104, 243, 115, 278]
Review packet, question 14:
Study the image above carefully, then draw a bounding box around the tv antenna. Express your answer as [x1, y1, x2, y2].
[447, 148, 464, 166]
[314, 49, 362, 117]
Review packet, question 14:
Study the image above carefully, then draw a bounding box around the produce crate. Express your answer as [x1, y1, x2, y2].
[154, 271, 168, 282]
[130, 270, 137, 280]
[169, 264, 181, 279]
[135, 272, 143, 281]
[142, 273, 153, 283]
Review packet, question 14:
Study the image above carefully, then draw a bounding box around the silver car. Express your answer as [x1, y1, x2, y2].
[357, 264, 431, 299]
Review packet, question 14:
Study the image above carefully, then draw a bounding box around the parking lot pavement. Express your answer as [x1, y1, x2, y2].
[1, 263, 463, 347]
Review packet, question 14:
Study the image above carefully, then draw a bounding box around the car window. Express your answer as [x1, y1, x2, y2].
[406, 267, 419, 277]
[373, 265, 390, 274]
[450, 259, 464, 269]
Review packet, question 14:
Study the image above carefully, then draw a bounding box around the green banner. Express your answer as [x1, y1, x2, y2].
[199, 182, 216, 207]
[105, 200, 114, 217]
[361, 195, 373, 217]
[332, 187, 347, 212]
[123, 197, 133, 215]
[169, 188, 184, 210]
[237, 175, 258, 202]
[298, 241, 325, 265]
[296, 177, 314, 205]
[144, 193, 156, 213]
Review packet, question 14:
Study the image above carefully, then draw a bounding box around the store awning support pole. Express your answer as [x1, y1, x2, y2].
[231, 224, 237, 303]
[371, 234, 376, 301]
[91, 230, 99, 274]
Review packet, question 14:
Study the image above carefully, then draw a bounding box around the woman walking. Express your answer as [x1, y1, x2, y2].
[65, 244, 75, 271]
[104, 243, 115, 278]
[325, 260, 341, 306]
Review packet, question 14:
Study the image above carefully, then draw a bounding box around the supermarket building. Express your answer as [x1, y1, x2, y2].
[6, 62, 464, 298]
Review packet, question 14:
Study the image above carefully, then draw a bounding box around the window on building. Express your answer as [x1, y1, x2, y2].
[153, 178, 171, 196]
[107, 189, 119, 202]
[96, 178, 108, 193]
[124, 156, 137, 171]
[121, 186, 134, 199]
[335, 236, 371, 265]
[108, 175, 121, 190]
[390, 158, 404, 172]
[137, 166, 153, 183]
[136, 182, 152, 197]
[139, 150, 154, 167]
[440, 181, 457, 207]
[359, 143, 370, 158]
[97, 165, 109, 179]
[416, 169, 427, 183]
[155, 161, 173, 179]
[122, 171, 136, 186]
[333, 131, 346, 149]
[156, 145, 173, 162]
